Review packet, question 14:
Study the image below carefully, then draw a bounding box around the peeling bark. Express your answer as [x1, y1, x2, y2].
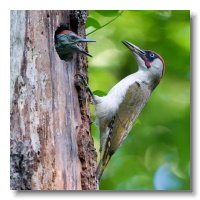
[10, 10, 97, 190]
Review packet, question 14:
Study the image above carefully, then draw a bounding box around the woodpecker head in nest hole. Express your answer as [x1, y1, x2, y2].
[55, 24, 96, 61]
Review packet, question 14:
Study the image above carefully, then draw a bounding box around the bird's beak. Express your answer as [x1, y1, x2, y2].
[75, 37, 96, 57]
[122, 40, 145, 56]
[79, 49, 93, 57]
[76, 37, 96, 57]
[77, 36, 96, 43]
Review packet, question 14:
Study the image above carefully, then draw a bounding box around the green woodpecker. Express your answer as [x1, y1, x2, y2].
[76, 40, 165, 186]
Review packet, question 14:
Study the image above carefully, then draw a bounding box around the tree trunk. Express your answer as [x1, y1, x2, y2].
[10, 10, 97, 190]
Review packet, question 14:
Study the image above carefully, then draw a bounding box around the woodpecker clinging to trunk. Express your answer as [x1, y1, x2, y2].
[76, 40, 165, 185]
[55, 29, 96, 61]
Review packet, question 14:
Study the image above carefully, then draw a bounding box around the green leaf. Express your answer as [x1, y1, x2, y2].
[93, 90, 107, 97]
[86, 11, 124, 36]
[86, 17, 101, 29]
[95, 10, 120, 17]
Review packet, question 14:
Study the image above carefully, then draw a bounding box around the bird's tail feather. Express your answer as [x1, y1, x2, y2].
[96, 154, 111, 182]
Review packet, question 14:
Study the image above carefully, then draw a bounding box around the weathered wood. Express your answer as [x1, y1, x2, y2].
[10, 10, 97, 190]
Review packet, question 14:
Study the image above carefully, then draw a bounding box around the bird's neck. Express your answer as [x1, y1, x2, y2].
[136, 69, 161, 91]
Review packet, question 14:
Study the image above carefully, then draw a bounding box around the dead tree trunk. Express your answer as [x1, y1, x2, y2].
[10, 10, 97, 190]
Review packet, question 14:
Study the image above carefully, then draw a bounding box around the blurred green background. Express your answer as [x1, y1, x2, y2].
[86, 10, 190, 190]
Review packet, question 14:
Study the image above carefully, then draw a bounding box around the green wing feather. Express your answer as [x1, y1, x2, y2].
[97, 82, 151, 182]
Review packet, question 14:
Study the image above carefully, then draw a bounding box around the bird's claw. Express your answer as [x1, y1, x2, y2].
[75, 73, 93, 101]
[75, 73, 88, 87]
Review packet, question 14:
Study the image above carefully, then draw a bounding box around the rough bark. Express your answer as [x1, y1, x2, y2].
[10, 10, 97, 190]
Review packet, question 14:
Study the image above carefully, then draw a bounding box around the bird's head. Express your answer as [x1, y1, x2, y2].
[122, 40, 165, 87]
[57, 30, 96, 45]
[55, 30, 96, 60]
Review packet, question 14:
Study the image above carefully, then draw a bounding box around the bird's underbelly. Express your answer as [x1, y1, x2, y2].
[94, 96, 118, 126]
[94, 81, 133, 127]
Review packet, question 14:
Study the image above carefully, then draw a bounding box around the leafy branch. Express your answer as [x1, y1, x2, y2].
[86, 11, 124, 36]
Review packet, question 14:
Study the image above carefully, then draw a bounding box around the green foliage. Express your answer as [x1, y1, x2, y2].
[86, 10, 190, 190]
[86, 11, 123, 36]
[95, 10, 120, 17]
[93, 90, 107, 97]
[86, 17, 101, 29]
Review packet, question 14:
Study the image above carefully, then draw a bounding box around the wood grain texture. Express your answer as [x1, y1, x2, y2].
[10, 10, 97, 190]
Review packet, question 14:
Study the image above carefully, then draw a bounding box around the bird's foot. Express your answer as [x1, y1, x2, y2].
[75, 73, 94, 101]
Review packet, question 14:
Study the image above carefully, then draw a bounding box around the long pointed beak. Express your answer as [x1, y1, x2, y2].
[80, 50, 93, 57]
[77, 37, 96, 43]
[75, 37, 95, 57]
[122, 40, 145, 55]
[75, 44, 93, 57]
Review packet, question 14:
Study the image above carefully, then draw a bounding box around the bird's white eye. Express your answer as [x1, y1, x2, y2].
[150, 53, 154, 57]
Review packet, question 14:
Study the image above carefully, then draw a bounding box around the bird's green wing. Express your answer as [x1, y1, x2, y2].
[109, 81, 151, 155]
[97, 81, 151, 181]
